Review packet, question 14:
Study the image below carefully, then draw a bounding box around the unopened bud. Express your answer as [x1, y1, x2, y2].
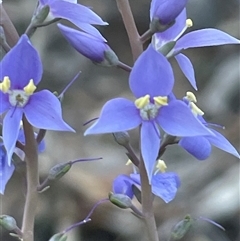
[170, 215, 193, 240]
[32, 5, 50, 26]
[49, 233, 68, 241]
[109, 192, 132, 209]
[113, 131, 130, 146]
[0, 215, 18, 231]
[0, 26, 7, 43]
[48, 163, 72, 181]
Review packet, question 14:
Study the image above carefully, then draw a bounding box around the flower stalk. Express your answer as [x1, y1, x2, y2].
[21, 116, 39, 241]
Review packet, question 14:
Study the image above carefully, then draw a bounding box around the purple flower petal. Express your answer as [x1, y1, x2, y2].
[207, 129, 240, 158]
[24, 90, 74, 132]
[0, 92, 10, 114]
[150, 0, 188, 24]
[0, 146, 15, 194]
[151, 172, 180, 203]
[84, 98, 141, 135]
[3, 108, 23, 165]
[74, 22, 107, 41]
[140, 121, 160, 182]
[113, 175, 135, 199]
[157, 100, 212, 136]
[175, 29, 240, 52]
[154, 8, 187, 45]
[179, 136, 212, 160]
[129, 45, 174, 98]
[0, 35, 42, 88]
[58, 24, 108, 62]
[175, 53, 197, 90]
[50, 1, 107, 26]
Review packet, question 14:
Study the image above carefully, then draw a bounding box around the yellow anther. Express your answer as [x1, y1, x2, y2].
[186, 91, 197, 103]
[156, 160, 167, 173]
[190, 102, 204, 116]
[153, 96, 168, 106]
[186, 19, 193, 28]
[125, 159, 132, 166]
[23, 79, 36, 95]
[0, 76, 11, 93]
[135, 94, 150, 109]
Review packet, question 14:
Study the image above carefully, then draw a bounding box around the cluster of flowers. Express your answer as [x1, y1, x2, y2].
[0, 0, 239, 208]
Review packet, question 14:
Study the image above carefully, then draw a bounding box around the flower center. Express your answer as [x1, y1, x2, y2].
[0, 76, 37, 108]
[183, 91, 204, 117]
[135, 94, 168, 120]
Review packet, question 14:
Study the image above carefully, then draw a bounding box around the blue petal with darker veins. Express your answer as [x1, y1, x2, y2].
[0, 35, 42, 88]
[175, 53, 197, 90]
[157, 100, 211, 136]
[85, 98, 141, 135]
[24, 90, 74, 132]
[175, 28, 240, 52]
[3, 108, 23, 165]
[140, 121, 160, 183]
[129, 45, 174, 98]
[179, 136, 212, 160]
[207, 129, 240, 158]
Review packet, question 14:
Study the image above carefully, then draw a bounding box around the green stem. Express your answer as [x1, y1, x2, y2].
[116, 0, 143, 61]
[21, 117, 39, 241]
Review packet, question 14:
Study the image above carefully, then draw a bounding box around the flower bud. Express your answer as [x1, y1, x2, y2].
[170, 214, 193, 240]
[108, 192, 132, 209]
[0, 215, 18, 231]
[113, 131, 130, 146]
[150, 0, 188, 33]
[57, 24, 119, 66]
[48, 163, 72, 181]
[49, 233, 68, 241]
[32, 5, 50, 26]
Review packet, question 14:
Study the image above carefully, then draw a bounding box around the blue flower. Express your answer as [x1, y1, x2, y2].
[150, 0, 188, 25]
[38, 0, 107, 40]
[113, 171, 181, 203]
[57, 24, 118, 66]
[153, 9, 240, 89]
[178, 92, 240, 159]
[0, 35, 74, 165]
[85, 45, 211, 182]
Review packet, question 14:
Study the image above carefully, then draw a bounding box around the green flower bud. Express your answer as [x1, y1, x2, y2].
[49, 233, 67, 241]
[100, 49, 119, 67]
[109, 192, 132, 209]
[170, 215, 193, 240]
[32, 5, 50, 26]
[0, 215, 18, 231]
[113, 131, 130, 146]
[48, 163, 72, 181]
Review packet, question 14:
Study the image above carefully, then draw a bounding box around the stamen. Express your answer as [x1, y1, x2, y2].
[23, 79, 36, 95]
[0, 76, 11, 93]
[186, 19, 193, 28]
[125, 159, 132, 166]
[135, 95, 150, 109]
[155, 160, 167, 174]
[153, 96, 168, 106]
[190, 102, 204, 116]
[186, 91, 197, 103]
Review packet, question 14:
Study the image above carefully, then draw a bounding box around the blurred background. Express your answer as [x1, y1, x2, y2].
[1, 0, 239, 241]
